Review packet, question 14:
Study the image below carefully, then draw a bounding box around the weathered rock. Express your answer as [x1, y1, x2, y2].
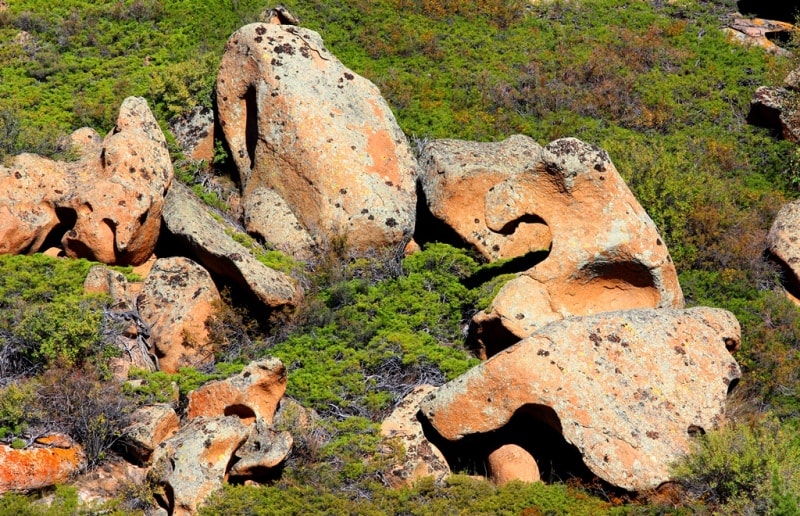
[73, 459, 148, 508]
[123, 404, 180, 464]
[766, 199, 800, 294]
[216, 23, 417, 256]
[228, 419, 293, 478]
[0, 97, 172, 265]
[418, 135, 552, 261]
[138, 257, 221, 373]
[0, 436, 86, 493]
[162, 181, 302, 309]
[380, 385, 450, 488]
[747, 86, 800, 144]
[242, 187, 316, 261]
[428, 137, 682, 354]
[420, 307, 741, 491]
[149, 416, 250, 516]
[723, 16, 795, 56]
[187, 358, 287, 424]
[487, 444, 540, 486]
[84, 265, 134, 310]
[63, 97, 172, 264]
[169, 106, 216, 163]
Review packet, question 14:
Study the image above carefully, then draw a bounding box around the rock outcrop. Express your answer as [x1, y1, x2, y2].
[162, 182, 302, 310]
[723, 15, 795, 56]
[420, 307, 741, 491]
[418, 136, 682, 355]
[380, 385, 450, 487]
[0, 97, 172, 265]
[766, 199, 800, 296]
[216, 22, 417, 256]
[0, 435, 86, 493]
[137, 256, 222, 374]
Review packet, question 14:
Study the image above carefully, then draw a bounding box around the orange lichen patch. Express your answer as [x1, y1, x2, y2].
[0, 443, 86, 493]
[365, 128, 402, 186]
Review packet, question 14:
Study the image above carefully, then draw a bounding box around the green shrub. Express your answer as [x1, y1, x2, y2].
[673, 416, 800, 514]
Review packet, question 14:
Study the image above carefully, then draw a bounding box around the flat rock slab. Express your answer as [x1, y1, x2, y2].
[421, 307, 741, 491]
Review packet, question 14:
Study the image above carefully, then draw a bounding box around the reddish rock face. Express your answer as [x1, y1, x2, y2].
[123, 404, 181, 465]
[0, 97, 172, 265]
[0, 438, 86, 493]
[138, 257, 222, 374]
[380, 385, 450, 488]
[186, 358, 288, 425]
[420, 307, 741, 491]
[216, 23, 417, 257]
[419, 136, 683, 354]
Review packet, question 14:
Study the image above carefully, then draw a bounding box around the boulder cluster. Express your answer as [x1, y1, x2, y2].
[0, 11, 752, 514]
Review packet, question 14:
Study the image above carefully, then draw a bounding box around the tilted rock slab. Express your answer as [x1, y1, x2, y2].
[0, 97, 171, 265]
[216, 23, 417, 256]
[420, 307, 741, 491]
[380, 385, 450, 488]
[454, 137, 684, 352]
[138, 256, 222, 374]
[162, 181, 302, 309]
[123, 404, 180, 465]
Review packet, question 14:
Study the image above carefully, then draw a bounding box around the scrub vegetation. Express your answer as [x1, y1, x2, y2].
[2, 0, 800, 513]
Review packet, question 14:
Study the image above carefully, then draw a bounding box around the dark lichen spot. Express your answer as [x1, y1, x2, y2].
[14, 171, 21, 179]
[385, 218, 397, 227]
[344, 72, 354, 80]
[229, 253, 242, 262]
[474, 218, 480, 224]
[339, 188, 347, 195]
[255, 26, 267, 35]
[646, 431, 660, 439]
[537, 349, 550, 357]
[674, 346, 686, 355]
[368, 214, 375, 221]
[385, 181, 394, 187]
[607, 333, 621, 343]
[515, 313, 525, 320]
[492, 244, 500, 252]
[274, 43, 295, 55]
[255, 36, 263, 43]
[589, 333, 602, 345]
[361, 209, 369, 214]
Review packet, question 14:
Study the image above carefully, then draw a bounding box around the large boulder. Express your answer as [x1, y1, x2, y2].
[0, 435, 86, 493]
[419, 136, 682, 354]
[0, 97, 172, 265]
[216, 23, 417, 256]
[138, 256, 222, 373]
[123, 404, 180, 465]
[420, 307, 741, 491]
[162, 182, 302, 310]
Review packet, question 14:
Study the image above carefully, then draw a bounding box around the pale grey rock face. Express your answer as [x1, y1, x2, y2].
[421, 307, 741, 491]
[216, 23, 417, 257]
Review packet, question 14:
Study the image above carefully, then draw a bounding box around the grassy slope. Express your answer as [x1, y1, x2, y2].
[2, 0, 800, 513]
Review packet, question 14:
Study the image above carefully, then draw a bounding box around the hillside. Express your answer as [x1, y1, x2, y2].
[2, 0, 800, 514]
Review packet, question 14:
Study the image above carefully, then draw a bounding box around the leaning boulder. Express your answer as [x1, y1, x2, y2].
[216, 22, 417, 256]
[0, 435, 86, 493]
[420, 307, 741, 491]
[123, 404, 180, 465]
[0, 97, 172, 265]
[138, 257, 222, 373]
[421, 137, 682, 354]
[162, 182, 302, 310]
